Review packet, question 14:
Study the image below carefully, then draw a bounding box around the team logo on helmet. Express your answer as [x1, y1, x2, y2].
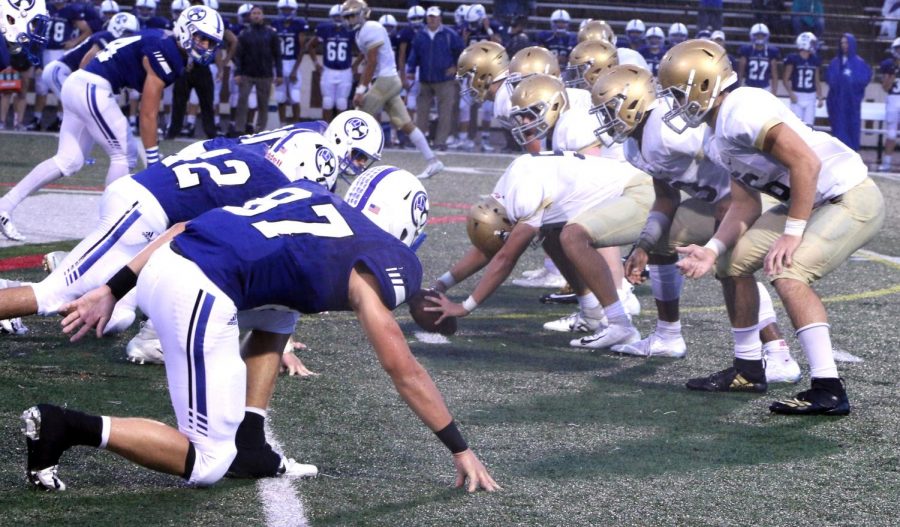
[411, 191, 428, 228]
[187, 6, 206, 20]
[344, 117, 368, 140]
[8, 0, 36, 11]
[315, 146, 337, 178]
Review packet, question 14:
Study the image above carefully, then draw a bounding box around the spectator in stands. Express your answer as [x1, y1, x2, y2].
[826, 33, 872, 151]
[504, 15, 531, 58]
[880, 0, 900, 39]
[697, 0, 723, 31]
[878, 37, 900, 170]
[752, 0, 786, 35]
[791, 0, 824, 37]
[492, 0, 531, 26]
[233, 6, 282, 136]
[406, 6, 464, 150]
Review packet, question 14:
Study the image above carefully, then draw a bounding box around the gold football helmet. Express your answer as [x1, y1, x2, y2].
[467, 196, 513, 257]
[340, 0, 369, 29]
[508, 74, 569, 145]
[657, 39, 736, 133]
[456, 41, 510, 103]
[507, 46, 561, 90]
[564, 40, 618, 89]
[577, 19, 616, 45]
[589, 65, 658, 146]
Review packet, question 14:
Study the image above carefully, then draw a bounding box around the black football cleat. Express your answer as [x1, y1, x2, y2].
[22, 404, 69, 491]
[686, 366, 768, 393]
[770, 378, 850, 416]
[540, 285, 578, 305]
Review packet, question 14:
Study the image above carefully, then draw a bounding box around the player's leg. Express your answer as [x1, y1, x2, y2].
[880, 95, 899, 170]
[320, 67, 336, 122]
[434, 80, 456, 149]
[78, 77, 130, 185]
[255, 78, 272, 132]
[540, 228, 604, 334]
[335, 68, 352, 113]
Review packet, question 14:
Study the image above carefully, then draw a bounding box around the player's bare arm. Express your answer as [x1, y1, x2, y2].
[79, 44, 102, 69]
[139, 57, 166, 152]
[354, 44, 379, 107]
[431, 247, 491, 293]
[64, 20, 92, 49]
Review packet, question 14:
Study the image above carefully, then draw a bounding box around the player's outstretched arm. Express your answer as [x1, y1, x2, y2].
[349, 267, 500, 492]
[431, 246, 491, 293]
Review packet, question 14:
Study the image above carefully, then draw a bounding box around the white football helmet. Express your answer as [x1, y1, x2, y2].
[171, 0, 190, 19]
[237, 3, 253, 21]
[107, 12, 139, 38]
[645, 26, 664, 47]
[100, 0, 120, 16]
[277, 0, 297, 16]
[1, 0, 51, 64]
[266, 131, 340, 190]
[454, 4, 468, 26]
[204, 0, 219, 10]
[625, 19, 645, 36]
[465, 3, 486, 31]
[711, 30, 726, 46]
[135, 0, 156, 20]
[893, 37, 900, 59]
[378, 14, 397, 29]
[344, 166, 429, 248]
[796, 31, 817, 52]
[550, 9, 570, 31]
[407, 5, 424, 25]
[750, 23, 769, 46]
[326, 110, 384, 176]
[174, 5, 224, 66]
[329, 4, 342, 23]
[668, 22, 688, 45]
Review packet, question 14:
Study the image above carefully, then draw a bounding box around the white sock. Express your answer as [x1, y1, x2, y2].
[408, 127, 435, 161]
[796, 323, 838, 378]
[656, 319, 682, 340]
[733, 325, 762, 361]
[0, 158, 64, 213]
[186, 115, 196, 125]
[99, 416, 111, 449]
[245, 406, 267, 417]
[756, 282, 776, 328]
[604, 300, 628, 326]
[762, 339, 791, 362]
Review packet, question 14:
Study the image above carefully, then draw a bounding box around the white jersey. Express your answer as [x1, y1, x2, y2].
[624, 104, 732, 203]
[617, 48, 649, 70]
[356, 21, 398, 78]
[493, 79, 511, 121]
[566, 87, 592, 112]
[707, 87, 867, 205]
[491, 152, 630, 228]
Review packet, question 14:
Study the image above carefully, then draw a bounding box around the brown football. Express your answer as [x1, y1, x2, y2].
[408, 289, 458, 335]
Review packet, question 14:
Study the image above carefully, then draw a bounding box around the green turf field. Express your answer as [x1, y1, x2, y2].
[1, 134, 899, 526]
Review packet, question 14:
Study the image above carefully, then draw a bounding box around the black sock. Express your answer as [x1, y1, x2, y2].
[734, 358, 765, 381]
[234, 411, 266, 449]
[812, 377, 845, 395]
[60, 407, 103, 448]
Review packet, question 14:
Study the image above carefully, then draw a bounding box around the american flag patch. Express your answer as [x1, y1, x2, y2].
[368, 203, 380, 214]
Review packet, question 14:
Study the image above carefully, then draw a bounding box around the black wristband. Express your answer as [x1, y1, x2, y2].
[435, 420, 468, 454]
[106, 266, 138, 301]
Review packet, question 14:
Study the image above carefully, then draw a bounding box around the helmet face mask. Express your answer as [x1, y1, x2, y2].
[508, 74, 568, 146]
[796, 31, 817, 52]
[467, 196, 512, 257]
[456, 41, 509, 103]
[325, 110, 384, 177]
[590, 65, 658, 146]
[668, 23, 688, 45]
[657, 40, 736, 133]
[563, 40, 617, 89]
[175, 5, 224, 66]
[750, 23, 769, 47]
[340, 0, 369, 29]
[266, 131, 340, 190]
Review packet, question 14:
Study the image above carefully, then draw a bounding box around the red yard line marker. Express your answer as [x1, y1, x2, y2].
[429, 215, 467, 224]
[0, 254, 43, 271]
[431, 201, 472, 210]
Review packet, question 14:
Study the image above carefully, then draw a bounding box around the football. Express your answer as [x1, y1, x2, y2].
[407, 289, 458, 335]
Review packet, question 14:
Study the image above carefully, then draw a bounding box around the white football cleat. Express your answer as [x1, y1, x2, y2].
[570, 323, 640, 350]
[619, 283, 641, 317]
[279, 457, 318, 478]
[416, 159, 445, 180]
[42, 251, 69, 274]
[611, 332, 686, 358]
[765, 356, 802, 384]
[520, 267, 546, 279]
[125, 321, 164, 365]
[543, 311, 604, 333]
[512, 268, 567, 289]
[0, 212, 25, 241]
[877, 162, 892, 172]
[0, 317, 29, 335]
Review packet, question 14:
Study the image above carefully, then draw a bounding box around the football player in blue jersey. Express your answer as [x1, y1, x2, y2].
[737, 23, 781, 93]
[272, 0, 308, 125]
[0, 6, 223, 242]
[619, 19, 645, 51]
[0, 0, 52, 65]
[879, 37, 900, 170]
[31, 166, 500, 493]
[134, 0, 170, 29]
[308, 4, 354, 121]
[639, 26, 665, 76]
[782, 31, 822, 126]
[535, 9, 574, 68]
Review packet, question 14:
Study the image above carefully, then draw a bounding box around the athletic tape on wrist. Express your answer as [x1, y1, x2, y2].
[437, 271, 457, 288]
[106, 266, 138, 301]
[703, 238, 726, 258]
[784, 217, 807, 237]
[435, 420, 468, 454]
[461, 296, 478, 313]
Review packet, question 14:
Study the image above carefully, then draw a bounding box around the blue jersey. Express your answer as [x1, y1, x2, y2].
[60, 29, 114, 70]
[463, 20, 502, 46]
[172, 180, 422, 313]
[133, 144, 295, 224]
[535, 30, 574, 61]
[397, 25, 417, 54]
[84, 30, 185, 92]
[880, 58, 900, 96]
[785, 52, 820, 93]
[139, 15, 172, 30]
[739, 44, 781, 88]
[77, 2, 103, 32]
[46, 4, 84, 50]
[192, 121, 329, 152]
[316, 22, 353, 70]
[230, 21, 246, 36]
[272, 17, 308, 60]
[638, 46, 666, 76]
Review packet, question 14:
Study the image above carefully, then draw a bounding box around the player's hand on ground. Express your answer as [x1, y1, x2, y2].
[281, 348, 319, 377]
[452, 450, 500, 493]
[765, 233, 801, 276]
[675, 244, 716, 279]
[422, 291, 469, 322]
[60, 286, 117, 341]
[624, 247, 649, 285]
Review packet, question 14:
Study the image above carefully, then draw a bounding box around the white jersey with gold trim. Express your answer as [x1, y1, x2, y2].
[707, 87, 867, 205]
[624, 104, 732, 203]
[491, 152, 630, 228]
[356, 21, 398, 78]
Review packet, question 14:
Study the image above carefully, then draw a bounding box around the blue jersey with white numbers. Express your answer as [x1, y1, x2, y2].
[60, 30, 115, 70]
[272, 17, 308, 61]
[785, 52, 820, 93]
[133, 145, 293, 224]
[172, 180, 422, 312]
[535, 30, 574, 61]
[84, 30, 185, 92]
[880, 58, 900, 95]
[739, 44, 781, 88]
[638, 46, 665, 76]
[316, 22, 353, 70]
[46, 4, 84, 50]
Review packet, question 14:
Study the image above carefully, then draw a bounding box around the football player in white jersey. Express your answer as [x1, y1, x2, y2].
[340, 0, 443, 180]
[659, 40, 885, 415]
[430, 152, 643, 351]
[590, 64, 802, 383]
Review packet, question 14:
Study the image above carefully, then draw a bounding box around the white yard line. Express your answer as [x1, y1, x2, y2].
[258, 423, 310, 527]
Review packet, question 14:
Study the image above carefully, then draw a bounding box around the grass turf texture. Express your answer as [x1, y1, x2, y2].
[0, 137, 899, 525]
